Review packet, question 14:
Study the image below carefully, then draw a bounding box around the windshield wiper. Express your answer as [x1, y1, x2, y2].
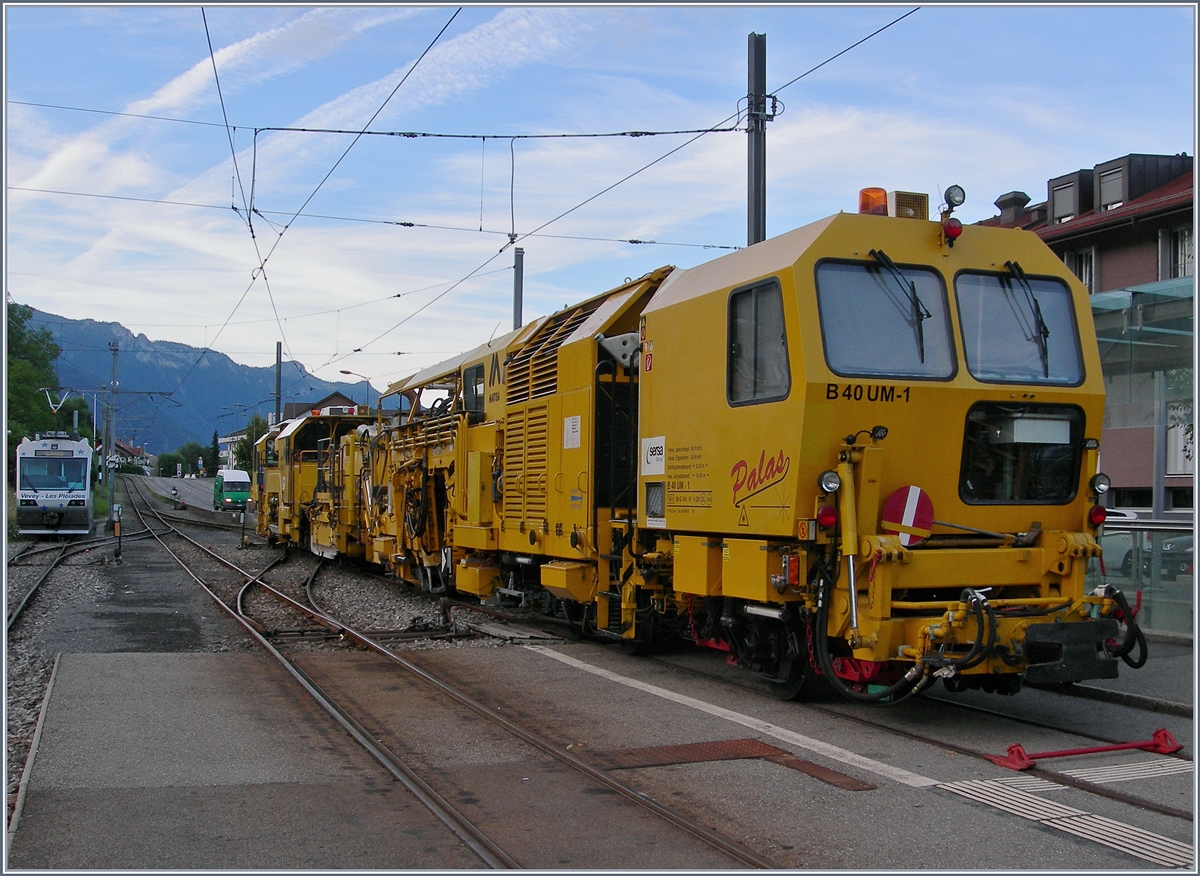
[1004, 260, 1050, 378]
[869, 248, 931, 363]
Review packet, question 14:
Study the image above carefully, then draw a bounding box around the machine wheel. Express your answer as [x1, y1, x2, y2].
[767, 624, 828, 701]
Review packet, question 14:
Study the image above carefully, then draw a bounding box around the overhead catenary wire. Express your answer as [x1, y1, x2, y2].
[252, 7, 462, 269]
[17, 8, 921, 380]
[7, 186, 738, 250]
[327, 6, 922, 365]
[170, 6, 298, 403]
[166, 7, 461, 400]
[8, 100, 746, 142]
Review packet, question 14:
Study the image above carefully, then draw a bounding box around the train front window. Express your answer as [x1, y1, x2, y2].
[959, 403, 1084, 504]
[955, 270, 1083, 385]
[21, 457, 87, 490]
[815, 258, 955, 379]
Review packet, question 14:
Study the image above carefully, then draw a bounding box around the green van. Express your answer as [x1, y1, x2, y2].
[213, 468, 251, 511]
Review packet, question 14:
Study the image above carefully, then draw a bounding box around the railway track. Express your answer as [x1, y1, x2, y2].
[117, 475, 779, 869]
[247, 530, 1194, 836]
[7, 526, 158, 631]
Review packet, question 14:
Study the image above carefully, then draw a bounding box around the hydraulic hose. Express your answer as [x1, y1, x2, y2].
[1103, 585, 1147, 664]
[928, 588, 997, 673]
[812, 565, 927, 705]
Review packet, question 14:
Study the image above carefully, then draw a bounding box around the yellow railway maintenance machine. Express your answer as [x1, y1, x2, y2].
[295, 184, 1145, 705]
[254, 405, 372, 549]
[636, 186, 1141, 701]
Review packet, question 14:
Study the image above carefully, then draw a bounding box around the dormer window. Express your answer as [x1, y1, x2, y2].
[1099, 168, 1124, 211]
[1051, 183, 1075, 224]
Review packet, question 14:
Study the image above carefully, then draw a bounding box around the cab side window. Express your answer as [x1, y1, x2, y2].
[728, 278, 790, 405]
[463, 363, 485, 422]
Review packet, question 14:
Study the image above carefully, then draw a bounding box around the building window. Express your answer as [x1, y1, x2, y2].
[1052, 183, 1075, 224]
[1113, 488, 1152, 509]
[1065, 250, 1095, 293]
[1099, 168, 1124, 211]
[1172, 228, 1193, 278]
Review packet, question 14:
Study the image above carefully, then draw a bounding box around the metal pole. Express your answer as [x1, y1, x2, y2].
[1153, 370, 1167, 517]
[513, 247, 525, 330]
[274, 341, 282, 425]
[747, 32, 767, 246]
[107, 341, 118, 527]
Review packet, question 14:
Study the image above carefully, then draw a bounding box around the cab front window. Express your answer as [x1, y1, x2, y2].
[959, 402, 1084, 504]
[815, 257, 955, 380]
[955, 269, 1083, 385]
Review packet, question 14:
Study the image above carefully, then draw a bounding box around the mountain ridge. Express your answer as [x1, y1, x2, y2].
[28, 307, 373, 455]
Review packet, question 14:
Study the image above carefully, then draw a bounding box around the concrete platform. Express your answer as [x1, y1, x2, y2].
[6, 652, 481, 870]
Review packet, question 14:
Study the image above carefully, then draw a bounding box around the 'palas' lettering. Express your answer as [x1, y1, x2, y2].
[730, 449, 790, 506]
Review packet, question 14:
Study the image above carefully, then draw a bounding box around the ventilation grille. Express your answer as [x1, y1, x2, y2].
[889, 190, 929, 221]
[507, 299, 605, 404]
[503, 405, 548, 524]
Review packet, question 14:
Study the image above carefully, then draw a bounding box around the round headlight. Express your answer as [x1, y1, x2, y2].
[1089, 473, 1111, 495]
[944, 185, 966, 208]
[818, 470, 841, 493]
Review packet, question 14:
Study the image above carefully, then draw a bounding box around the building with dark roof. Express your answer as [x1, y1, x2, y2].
[980, 153, 1194, 518]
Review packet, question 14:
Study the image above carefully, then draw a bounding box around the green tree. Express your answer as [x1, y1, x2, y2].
[157, 451, 183, 477]
[178, 441, 205, 476]
[209, 430, 220, 475]
[7, 303, 60, 476]
[234, 414, 270, 470]
[52, 396, 96, 439]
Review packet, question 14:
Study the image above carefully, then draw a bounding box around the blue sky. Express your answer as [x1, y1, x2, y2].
[5, 4, 1196, 395]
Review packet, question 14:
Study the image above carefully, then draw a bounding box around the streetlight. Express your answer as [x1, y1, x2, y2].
[339, 370, 372, 411]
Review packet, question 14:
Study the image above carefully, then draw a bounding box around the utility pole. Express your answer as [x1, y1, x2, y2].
[512, 246, 525, 330]
[107, 341, 119, 528]
[274, 341, 282, 425]
[747, 32, 769, 246]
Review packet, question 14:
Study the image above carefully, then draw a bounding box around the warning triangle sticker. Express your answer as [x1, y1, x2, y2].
[738, 505, 749, 527]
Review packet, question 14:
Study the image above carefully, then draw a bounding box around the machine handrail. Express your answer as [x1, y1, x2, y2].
[1102, 519, 1194, 533]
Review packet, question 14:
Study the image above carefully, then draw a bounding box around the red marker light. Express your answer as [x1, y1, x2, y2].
[816, 504, 838, 529]
[1088, 505, 1107, 527]
[943, 217, 963, 239]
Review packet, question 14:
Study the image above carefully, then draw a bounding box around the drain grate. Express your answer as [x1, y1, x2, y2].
[595, 737, 876, 790]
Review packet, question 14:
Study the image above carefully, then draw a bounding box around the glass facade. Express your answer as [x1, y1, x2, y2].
[1090, 276, 1193, 636]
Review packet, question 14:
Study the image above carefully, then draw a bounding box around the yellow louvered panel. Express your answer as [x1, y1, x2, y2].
[524, 406, 548, 519]
[503, 411, 525, 521]
[507, 297, 606, 405]
[507, 356, 532, 404]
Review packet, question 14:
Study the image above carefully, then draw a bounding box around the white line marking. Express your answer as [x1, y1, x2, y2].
[524, 645, 938, 787]
[1063, 758, 1194, 784]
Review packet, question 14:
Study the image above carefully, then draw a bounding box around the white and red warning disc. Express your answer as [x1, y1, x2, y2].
[881, 485, 934, 546]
